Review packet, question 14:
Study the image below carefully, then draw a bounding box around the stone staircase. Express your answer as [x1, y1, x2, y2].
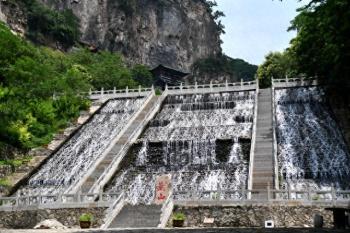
[79, 95, 160, 193]
[252, 88, 274, 197]
[108, 204, 162, 228]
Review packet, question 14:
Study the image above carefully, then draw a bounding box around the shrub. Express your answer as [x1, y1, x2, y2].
[23, 0, 80, 47]
[155, 88, 162, 96]
[173, 212, 185, 221]
[79, 213, 93, 222]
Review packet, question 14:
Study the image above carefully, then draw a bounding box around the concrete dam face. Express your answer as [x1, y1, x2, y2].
[17, 97, 147, 196]
[105, 91, 255, 204]
[12, 83, 350, 205]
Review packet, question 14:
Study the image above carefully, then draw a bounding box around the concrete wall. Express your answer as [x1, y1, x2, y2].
[171, 205, 333, 228]
[0, 207, 107, 229]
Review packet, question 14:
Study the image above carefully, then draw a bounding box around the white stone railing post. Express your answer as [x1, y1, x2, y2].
[241, 185, 246, 199]
[89, 88, 92, 96]
[113, 87, 116, 95]
[138, 85, 141, 96]
[151, 85, 155, 94]
[331, 184, 336, 204]
[77, 190, 82, 203]
[241, 79, 243, 87]
[101, 87, 104, 98]
[285, 75, 289, 83]
[57, 193, 62, 203]
[180, 82, 183, 93]
[165, 84, 168, 91]
[99, 188, 103, 202]
[38, 193, 42, 205]
[126, 86, 129, 97]
[287, 183, 291, 200]
[225, 79, 228, 91]
[16, 193, 19, 207]
[210, 81, 213, 92]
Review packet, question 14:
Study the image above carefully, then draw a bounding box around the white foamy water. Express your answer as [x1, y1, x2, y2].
[17, 97, 145, 196]
[106, 91, 255, 204]
[275, 87, 350, 191]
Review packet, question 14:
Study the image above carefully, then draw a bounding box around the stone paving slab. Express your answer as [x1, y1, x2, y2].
[1, 228, 349, 233]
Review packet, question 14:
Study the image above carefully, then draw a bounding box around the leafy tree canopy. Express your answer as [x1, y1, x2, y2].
[193, 54, 258, 82]
[277, 0, 350, 94]
[257, 50, 298, 88]
[0, 22, 153, 158]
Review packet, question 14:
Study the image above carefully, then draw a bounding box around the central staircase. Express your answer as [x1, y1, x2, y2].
[252, 88, 274, 198]
[108, 204, 162, 228]
[79, 95, 161, 193]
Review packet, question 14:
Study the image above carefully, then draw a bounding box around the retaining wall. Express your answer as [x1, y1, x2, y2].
[0, 207, 107, 229]
[171, 205, 333, 228]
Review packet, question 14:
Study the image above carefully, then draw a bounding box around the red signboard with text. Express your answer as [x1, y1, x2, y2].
[154, 175, 171, 205]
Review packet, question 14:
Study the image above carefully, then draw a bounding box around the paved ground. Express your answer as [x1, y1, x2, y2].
[2, 228, 349, 233]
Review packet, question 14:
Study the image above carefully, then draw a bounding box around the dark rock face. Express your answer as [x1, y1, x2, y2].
[40, 0, 222, 72]
[0, 0, 26, 36]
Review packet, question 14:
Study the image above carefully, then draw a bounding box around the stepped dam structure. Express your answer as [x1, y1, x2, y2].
[105, 91, 256, 204]
[274, 86, 350, 192]
[2, 80, 350, 230]
[16, 97, 146, 196]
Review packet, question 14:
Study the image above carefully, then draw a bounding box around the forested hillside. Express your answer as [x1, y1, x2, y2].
[187, 54, 258, 84]
[0, 22, 152, 161]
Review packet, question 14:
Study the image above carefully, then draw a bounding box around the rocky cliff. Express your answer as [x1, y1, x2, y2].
[36, 0, 221, 72]
[0, 1, 26, 36]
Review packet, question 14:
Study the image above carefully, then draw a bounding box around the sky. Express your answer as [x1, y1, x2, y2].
[215, 0, 306, 65]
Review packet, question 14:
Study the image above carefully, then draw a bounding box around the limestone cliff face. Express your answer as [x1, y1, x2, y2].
[40, 0, 221, 72]
[0, 1, 26, 36]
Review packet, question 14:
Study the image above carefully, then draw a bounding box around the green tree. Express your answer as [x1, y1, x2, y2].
[283, 0, 350, 94]
[70, 49, 138, 90]
[0, 22, 89, 152]
[193, 54, 258, 82]
[131, 65, 154, 87]
[21, 0, 80, 48]
[257, 50, 297, 88]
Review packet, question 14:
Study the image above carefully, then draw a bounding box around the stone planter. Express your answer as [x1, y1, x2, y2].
[173, 219, 184, 227]
[79, 221, 91, 229]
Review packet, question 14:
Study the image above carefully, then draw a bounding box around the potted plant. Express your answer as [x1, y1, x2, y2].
[173, 212, 185, 227]
[79, 213, 93, 229]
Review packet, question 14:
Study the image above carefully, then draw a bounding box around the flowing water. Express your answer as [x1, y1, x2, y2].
[106, 91, 255, 204]
[275, 87, 350, 191]
[17, 97, 145, 196]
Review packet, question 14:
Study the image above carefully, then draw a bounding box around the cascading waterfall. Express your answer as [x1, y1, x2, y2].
[275, 87, 350, 191]
[106, 91, 255, 204]
[17, 97, 145, 196]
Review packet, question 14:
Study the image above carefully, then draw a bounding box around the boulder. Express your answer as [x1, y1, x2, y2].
[34, 219, 67, 229]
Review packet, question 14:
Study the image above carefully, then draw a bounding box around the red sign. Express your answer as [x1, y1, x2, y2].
[154, 175, 170, 205]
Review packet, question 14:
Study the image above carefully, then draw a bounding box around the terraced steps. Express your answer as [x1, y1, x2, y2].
[252, 88, 274, 199]
[108, 204, 162, 228]
[78, 95, 160, 193]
